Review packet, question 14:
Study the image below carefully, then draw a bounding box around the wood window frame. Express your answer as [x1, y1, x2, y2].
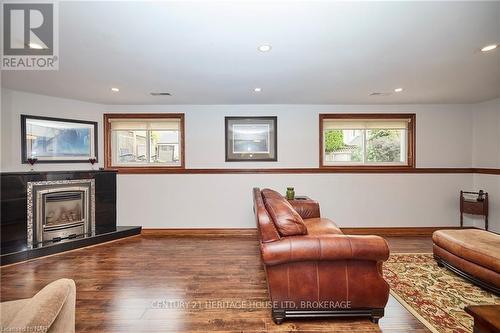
[319, 113, 416, 170]
[104, 113, 185, 172]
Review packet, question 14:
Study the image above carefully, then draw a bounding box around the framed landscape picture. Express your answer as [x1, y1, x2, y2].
[225, 116, 277, 161]
[21, 115, 98, 163]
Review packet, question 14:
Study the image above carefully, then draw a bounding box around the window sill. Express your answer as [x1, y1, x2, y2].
[106, 166, 185, 174]
[320, 165, 414, 170]
[319, 165, 417, 173]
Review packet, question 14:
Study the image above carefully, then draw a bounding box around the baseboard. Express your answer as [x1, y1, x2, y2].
[341, 226, 477, 237]
[141, 227, 477, 237]
[141, 228, 258, 237]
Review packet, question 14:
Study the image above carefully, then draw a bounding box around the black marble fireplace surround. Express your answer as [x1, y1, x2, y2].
[1, 170, 141, 265]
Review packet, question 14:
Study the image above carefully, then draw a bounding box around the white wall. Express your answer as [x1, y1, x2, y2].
[118, 173, 471, 228]
[1, 88, 488, 229]
[473, 98, 500, 169]
[104, 103, 473, 168]
[472, 98, 500, 232]
[472, 174, 500, 233]
[1, 88, 474, 171]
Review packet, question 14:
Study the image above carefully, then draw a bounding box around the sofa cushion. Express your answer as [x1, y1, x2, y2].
[264, 198, 307, 236]
[303, 218, 343, 236]
[253, 188, 281, 242]
[433, 229, 500, 273]
[261, 188, 284, 200]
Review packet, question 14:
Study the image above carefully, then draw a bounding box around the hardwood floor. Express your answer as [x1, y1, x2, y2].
[0, 235, 433, 332]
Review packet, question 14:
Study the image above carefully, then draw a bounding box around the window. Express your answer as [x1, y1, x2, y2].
[320, 114, 415, 168]
[104, 114, 184, 169]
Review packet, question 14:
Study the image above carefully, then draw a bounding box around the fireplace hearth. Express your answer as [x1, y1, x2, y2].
[27, 179, 95, 249]
[1, 170, 141, 265]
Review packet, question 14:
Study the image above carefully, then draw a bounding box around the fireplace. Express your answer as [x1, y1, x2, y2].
[27, 179, 95, 249]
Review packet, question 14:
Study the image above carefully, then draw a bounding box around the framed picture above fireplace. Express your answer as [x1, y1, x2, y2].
[21, 115, 98, 163]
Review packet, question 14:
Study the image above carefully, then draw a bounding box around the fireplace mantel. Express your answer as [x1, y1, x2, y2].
[0, 169, 118, 176]
[1, 170, 141, 265]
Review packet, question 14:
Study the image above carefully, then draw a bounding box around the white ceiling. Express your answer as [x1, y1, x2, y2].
[1, 1, 500, 105]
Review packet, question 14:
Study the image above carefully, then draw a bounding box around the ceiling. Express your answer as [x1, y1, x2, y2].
[1, 1, 500, 105]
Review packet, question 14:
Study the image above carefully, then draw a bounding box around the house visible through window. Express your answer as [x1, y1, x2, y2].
[104, 114, 184, 169]
[320, 114, 415, 168]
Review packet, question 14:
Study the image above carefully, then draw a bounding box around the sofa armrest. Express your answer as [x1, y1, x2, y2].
[6, 278, 76, 333]
[260, 234, 389, 266]
[288, 199, 320, 219]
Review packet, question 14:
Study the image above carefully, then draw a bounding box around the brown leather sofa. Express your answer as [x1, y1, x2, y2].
[253, 188, 390, 324]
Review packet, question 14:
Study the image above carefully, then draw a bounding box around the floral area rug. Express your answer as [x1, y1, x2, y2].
[383, 253, 500, 333]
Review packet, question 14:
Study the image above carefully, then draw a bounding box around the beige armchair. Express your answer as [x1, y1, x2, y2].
[1, 278, 76, 333]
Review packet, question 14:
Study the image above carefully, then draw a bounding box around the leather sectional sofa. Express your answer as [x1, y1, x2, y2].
[253, 188, 390, 324]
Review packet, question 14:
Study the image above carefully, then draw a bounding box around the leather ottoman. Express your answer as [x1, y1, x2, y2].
[432, 229, 500, 295]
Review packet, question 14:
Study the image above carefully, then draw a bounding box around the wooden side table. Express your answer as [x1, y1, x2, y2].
[287, 195, 312, 202]
[465, 305, 500, 333]
[460, 191, 489, 231]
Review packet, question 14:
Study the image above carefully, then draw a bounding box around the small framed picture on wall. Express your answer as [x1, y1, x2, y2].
[21, 115, 98, 163]
[225, 116, 277, 161]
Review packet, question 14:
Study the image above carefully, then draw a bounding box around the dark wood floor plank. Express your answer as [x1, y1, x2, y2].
[0, 235, 431, 332]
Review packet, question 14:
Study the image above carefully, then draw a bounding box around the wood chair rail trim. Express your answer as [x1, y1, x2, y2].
[106, 167, 499, 174]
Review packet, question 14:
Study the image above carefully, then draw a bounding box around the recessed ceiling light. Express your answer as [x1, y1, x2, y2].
[481, 44, 498, 52]
[28, 42, 43, 49]
[111, 87, 119, 92]
[394, 88, 404, 92]
[254, 87, 262, 92]
[150, 92, 171, 96]
[258, 44, 272, 52]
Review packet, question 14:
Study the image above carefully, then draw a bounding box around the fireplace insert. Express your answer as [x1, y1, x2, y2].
[43, 191, 85, 241]
[27, 179, 95, 248]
